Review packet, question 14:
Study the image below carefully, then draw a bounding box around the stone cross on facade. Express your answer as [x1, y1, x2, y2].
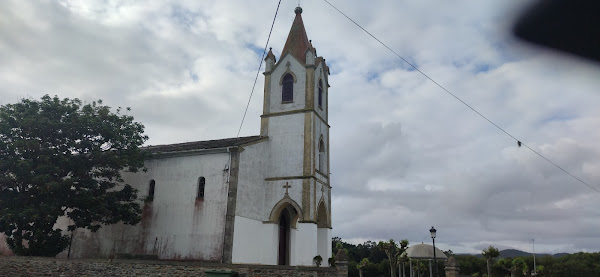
[283, 182, 291, 195]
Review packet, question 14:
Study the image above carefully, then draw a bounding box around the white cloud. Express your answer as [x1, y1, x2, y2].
[2, 0, 600, 254]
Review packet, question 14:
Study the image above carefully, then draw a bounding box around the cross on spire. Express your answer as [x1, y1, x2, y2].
[283, 182, 291, 195]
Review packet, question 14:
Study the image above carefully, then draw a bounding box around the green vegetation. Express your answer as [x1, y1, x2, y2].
[378, 239, 409, 277]
[0, 95, 148, 256]
[314, 255, 323, 267]
[334, 238, 600, 277]
[482, 245, 500, 277]
[455, 250, 600, 277]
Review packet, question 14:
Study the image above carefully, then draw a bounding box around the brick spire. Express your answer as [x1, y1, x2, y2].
[280, 7, 311, 64]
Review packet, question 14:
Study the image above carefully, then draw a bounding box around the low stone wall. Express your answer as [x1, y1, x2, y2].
[0, 256, 346, 277]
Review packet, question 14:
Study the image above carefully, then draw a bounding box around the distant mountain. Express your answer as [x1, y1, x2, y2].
[499, 249, 532, 258]
[466, 249, 569, 258]
[552, 252, 569, 258]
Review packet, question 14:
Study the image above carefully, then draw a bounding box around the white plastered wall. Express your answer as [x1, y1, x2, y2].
[290, 223, 317, 266]
[56, 152, 231, 261]
[231, 216, 277, 264]
[317, 228, 332, 262]
[233, 141, 309, 265]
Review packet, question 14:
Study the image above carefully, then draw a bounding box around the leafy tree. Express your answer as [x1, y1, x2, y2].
[482, 245, 500, 277]
[357, 257, 370, 277]
[0, 95, 148, 256]
[414, 260, 428, 277]
[378, 239, 409, 277]
[348, 260, 359, 277]
[497, 257, 528, 277]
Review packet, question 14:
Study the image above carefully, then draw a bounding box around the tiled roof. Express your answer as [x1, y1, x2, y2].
[280, 8, 311, 64]
[144, 136, 266, 153]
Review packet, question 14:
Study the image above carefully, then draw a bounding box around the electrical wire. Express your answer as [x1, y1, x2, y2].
[237, 0, 282, 137]
[322, 0, 600, 193]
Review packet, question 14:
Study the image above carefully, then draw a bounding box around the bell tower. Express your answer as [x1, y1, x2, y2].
[261, 6, 332, 264]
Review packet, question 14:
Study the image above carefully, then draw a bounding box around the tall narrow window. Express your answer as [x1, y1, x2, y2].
[318, 138, 325, 172]
[282, 73, 294, 102]
[318, 80, 323, 108]
[197, 177, 205, 199]
[148, 180, 156, 201]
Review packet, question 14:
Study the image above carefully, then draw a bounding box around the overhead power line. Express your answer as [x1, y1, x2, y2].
[322, 0, 599, 193]
[237, 0, 282, 137]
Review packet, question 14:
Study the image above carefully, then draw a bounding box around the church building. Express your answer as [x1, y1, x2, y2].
[57, 7, 332, 266]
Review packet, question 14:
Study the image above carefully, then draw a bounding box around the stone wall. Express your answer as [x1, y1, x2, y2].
[0, 256, 347, 277]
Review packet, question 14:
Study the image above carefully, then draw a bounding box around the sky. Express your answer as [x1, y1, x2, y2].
[2, 0, 600, 255]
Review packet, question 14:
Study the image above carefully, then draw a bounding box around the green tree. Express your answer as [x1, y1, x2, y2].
[454, 254, 486, 276]
[357, 257, 370, 277]
[482, 245, 500, 277]
[497, 257, 528, 277]
[378, 239, 409, 277]
[0, 95, 148, 256]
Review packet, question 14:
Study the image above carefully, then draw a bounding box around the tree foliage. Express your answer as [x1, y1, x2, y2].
[0, 95, 148, 256]
[497, 257, 528, 277]
[357, 257, 370, 277]
[482, 245, 500, 277]
[335, 237, 600, 277]
[378, 239, 409, 277]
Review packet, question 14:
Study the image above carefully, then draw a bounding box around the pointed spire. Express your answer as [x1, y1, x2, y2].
[280, 7, 310, 64]
[265, 47, 276, 62]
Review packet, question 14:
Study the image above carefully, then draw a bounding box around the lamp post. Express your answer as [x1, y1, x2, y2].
[430, 226, 439, 277]
[532, 239, 537, 276]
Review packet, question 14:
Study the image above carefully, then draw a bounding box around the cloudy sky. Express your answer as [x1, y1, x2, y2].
[3, 0, 600, 254]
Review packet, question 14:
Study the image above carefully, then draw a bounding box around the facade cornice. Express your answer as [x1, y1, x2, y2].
[265, 174, 329, 182]
[261, 108, 329, 127]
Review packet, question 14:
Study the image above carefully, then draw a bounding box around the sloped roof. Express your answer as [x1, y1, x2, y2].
[406, 243, 448, 260]
[144, 136, 266, 153]
[280, 7, 311, 64]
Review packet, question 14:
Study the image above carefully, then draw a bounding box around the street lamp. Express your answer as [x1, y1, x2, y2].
[430, 226, 439, 277]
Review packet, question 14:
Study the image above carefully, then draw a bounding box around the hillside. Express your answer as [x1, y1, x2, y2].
[470, 249, 568, 258]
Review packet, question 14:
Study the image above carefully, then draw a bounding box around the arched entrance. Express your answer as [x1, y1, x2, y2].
[269, 197, 302, 265]
[278, 208, 291, 265]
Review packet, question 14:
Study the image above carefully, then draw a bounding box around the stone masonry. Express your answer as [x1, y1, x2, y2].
[0, 256, 348, 277]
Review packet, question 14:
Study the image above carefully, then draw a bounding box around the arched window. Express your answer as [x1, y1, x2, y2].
[282, 73, 294, 103]
[197, 177, 205, 199]
[318, 80, 323, 108]
[318, 138, 325, 172]
[148, 180, 155, 201]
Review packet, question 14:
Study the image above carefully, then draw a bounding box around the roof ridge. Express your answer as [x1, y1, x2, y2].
[144, 136, 266, 153]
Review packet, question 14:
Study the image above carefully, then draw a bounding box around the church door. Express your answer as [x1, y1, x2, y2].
[278, 211, 290, 265]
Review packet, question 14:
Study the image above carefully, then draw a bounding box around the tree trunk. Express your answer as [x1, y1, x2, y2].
[487, 259, 491, 277]
[359, 269, 363, 277]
